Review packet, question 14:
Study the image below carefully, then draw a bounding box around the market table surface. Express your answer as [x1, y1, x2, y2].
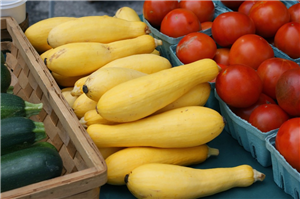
[99, 128, 292, 199]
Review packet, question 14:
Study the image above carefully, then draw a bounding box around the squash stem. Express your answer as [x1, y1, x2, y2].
[33, 121, 47, 142]
[253, 169, 266, 182]
[24, 101, 43, 117]
[207, 147, 219, 157]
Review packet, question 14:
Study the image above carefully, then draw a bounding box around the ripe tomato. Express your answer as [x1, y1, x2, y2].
[249, 1, 290, 39]
[230, 93, 276, 121]
[201, 21, 213, 30]
[288, 3, 300, 23]
[276, 68, 300, 117]
[213, 48, 230, 66]
[179, 0, 215, 23]
[210, 63, 227, 83]
[160, 8, 201, 38]
[143, 0, 179, 28]
[249, 104, 289, 132]
[257, 58, 299, 100]
[220, 0, 244, 11]
[274, 22, 300, 59]
[211, 12, 256, 47]
[238, 0, 256, 15]
[229, 34, 274, 70]
[176, 32, 217, 64]
[275, 117, 300, 172]
[215, 64, 263, 108]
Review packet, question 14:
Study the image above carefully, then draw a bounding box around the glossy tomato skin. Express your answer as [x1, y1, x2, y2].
[221, 0, 244, 11]
[238, 0, 256, 15]
[179, 0, 215, 23]
[211, 12, 256, 47]
[229, 34, 274, 70]
[160, 8, 201, 38]
[143, 0, 179, 28]
[276, 68, 300, 117]
[230, 93, 276, 121]
[274, 22, 300, 59]
[176, 32, 217, 64]
[213, 48, 230, 66]
[288, 3, 300, 23]
[210, 63, 227, 83]
[249, 1, 290, 39]
[257, 58, 299, 100]
[249, 104, 289, 132]
[215, 64, 263, 108]
[275, 117, 300, 172]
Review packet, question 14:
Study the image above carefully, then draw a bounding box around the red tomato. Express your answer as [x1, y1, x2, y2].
[249, 1, 290, 39]
[275, 118, 300, 172]
[213, 48, 230, 66]
[249, 104, 289, 132]
[257, 58, 299, 100]
[179, 0, 215, 23]
[160, 8, 201, 38]
[221, 0, 244, 11]
[201, 21, 213, 30]
[230, 93, 276, 121]
[288, 3, 300, 23]
[229, 34, 274, 70]
[143, 0, 179, 28]
[276, 68, 300, 117]
[274, 22, 300, 59]
[215, 64, 263, 108]
[176, 32, 217, 64]
[210, 63, 227, 83]
[238, 0, 256, 15]
[211, 12, 256, 47]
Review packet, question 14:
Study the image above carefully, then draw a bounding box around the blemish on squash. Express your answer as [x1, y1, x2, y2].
[49, 48, 67, 62]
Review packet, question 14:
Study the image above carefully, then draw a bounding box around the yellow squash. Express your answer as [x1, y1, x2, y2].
[70, 76, 89, 97]
[72, 94, 97, 119]
[83, 67, 147, 102]
[48, 15, 150, 48]
[25, 17, 75, 53]
[101, 53, 171, 74]
[106, 145, 219, 185]
[97, 147, 125, 160]
[87, 106, 225, 148]
[52, 72, 85, 87]
[45, 35, 162, 77]
[154, 82, 211, 114]
[40, 48, 54, 61]
[79, 109, 117, 128]
[97, 58, 219, 122]
[114, 7, 141, 22]
[61, 87, 78, 107]
[125, 163, 265, 199]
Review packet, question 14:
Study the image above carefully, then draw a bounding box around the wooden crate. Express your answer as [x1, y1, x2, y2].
[1, 17, 107, 199]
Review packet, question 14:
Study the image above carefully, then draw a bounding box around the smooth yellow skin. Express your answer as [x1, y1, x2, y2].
[25, 17, 75, 53]
[114, 7, 141, 22]
[79, 109, 117, 128]
[52, 72, 85, 87]
[45, 35, 161, 77]
[72, 94, 97, 119]
[61, 87, 78, 107]
[48, 15, 148, 48]
[154, 82, 211, 114]
[84, 67, 147, 102]
[106, 145, 218, 185]
[126, 163, 265, 199]
[40, 48, 54, 61]
[87, 106, 225, 148]
[97, 58, 219, 123]
[101, 53, 171, 74]
[71, 76, 89, 97]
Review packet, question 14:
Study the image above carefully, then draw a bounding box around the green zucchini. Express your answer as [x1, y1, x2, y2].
[1, 146, 63, 192]
[1, 117, 46, 150]
[1, 63, 11, 93]
[1, 93, 43, 119]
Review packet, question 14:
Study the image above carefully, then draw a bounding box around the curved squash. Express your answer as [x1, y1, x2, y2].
[101, 53, 171, 74]
[106, 145, 219, 185]
[61, 87, 78, 107]
[72, 94, 97, 119]
[45, 35, 162, 77]
[48, 15, 150, 48]
[125, 163, 265, 199]
[87, 106, 225, 148]
[70, 76, 89, 97]
[79, 109, 117, 128]
[97, 58, 219, 122]
[83, 67, 147, 102]
[114, 7, 141, 22]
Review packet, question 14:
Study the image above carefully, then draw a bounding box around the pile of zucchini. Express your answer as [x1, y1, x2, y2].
[1, 51, 63, 192]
